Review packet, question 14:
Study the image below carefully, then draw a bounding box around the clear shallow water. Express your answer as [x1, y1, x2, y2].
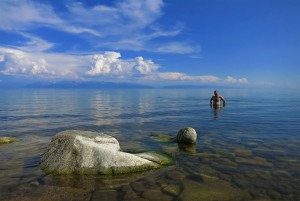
[0, 88, 300, 200]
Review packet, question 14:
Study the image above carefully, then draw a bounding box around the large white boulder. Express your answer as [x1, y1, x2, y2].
[40, 130, 171, 175]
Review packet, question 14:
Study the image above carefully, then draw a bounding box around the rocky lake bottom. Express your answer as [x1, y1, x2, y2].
[1, 129, 299, 201]
[0, 88, 299, 200]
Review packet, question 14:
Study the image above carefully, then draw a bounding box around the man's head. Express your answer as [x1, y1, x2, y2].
[214, 90, 219, 96]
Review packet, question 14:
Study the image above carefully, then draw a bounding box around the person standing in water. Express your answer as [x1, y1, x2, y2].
[210, 90, 226, 108]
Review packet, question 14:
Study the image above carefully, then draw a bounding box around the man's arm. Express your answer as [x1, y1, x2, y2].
[210, 96, 213, 105]
[220, 96, 226, 106]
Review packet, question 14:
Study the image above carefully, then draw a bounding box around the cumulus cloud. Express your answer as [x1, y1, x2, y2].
[86, 52, 123, 75]
[225, 76, 249, 84]
[0, 47, 87, 78]
[30, 58, 49, 75]
[0, 48, 160, 80]
[0, 47, 226, 84]
[134, 57, 158, 74]
[86, 52, 158, 77]
[0, 48, 51, 76]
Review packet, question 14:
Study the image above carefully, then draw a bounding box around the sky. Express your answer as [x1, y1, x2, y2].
[0, 0, 299, 87]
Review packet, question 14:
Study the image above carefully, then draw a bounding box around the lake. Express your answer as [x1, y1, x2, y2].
[0, 88, 299, 200]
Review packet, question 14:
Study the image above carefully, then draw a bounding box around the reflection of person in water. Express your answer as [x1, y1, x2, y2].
[210, 90, 226, 109]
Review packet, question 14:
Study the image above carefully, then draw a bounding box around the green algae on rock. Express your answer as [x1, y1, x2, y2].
[161, 184, 182, 197]
[0, 137, 18, 144]
[150, 134, 175, 143]
[40, 130, 173, 175]
[135, 151, 173, 166]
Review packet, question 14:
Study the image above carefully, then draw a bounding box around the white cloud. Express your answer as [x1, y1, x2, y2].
[0, 0, 62, 31]
[0, 0, 99, 36]
[116, 0, 163, 28]
[65, 0, 183, 52]
[225, 76, 249, 84]
[86, 52, 123, 75]
[157, 42, 200, 54]
[66, 0, 163, 31]
[0, 47, 223, 84]
[31, 58, 49, 75]
[135, 57, 158, 74]
[0, 48, 159, 80]
[0, 0, 198, 54]
[17, 33, 55, 52]
[0, 47, 251, 85]
[0, 47, 86, 78]
[0, 47, 51, 76]
[86, 52, 158, 77]
[158, 72, 220, 82]
[0, 0, 163, 36]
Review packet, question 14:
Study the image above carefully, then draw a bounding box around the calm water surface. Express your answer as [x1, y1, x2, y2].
[0, 88, 299, 200]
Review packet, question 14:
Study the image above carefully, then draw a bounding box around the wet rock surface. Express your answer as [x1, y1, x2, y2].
[176, 127, 197, 144]
[0, 137, 18, 144]
[40, 130, 172, 175]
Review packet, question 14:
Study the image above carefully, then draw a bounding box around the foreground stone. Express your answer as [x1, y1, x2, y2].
[40, 130, 172, 175]
[0, 137, 18, 144]
[176, 127, 197, 144]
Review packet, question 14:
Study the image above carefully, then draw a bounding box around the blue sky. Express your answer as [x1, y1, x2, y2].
[0, 0, 299, 87]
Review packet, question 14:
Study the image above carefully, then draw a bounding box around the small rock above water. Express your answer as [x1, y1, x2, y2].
[40, 130, 172, 175]
[176, 127, 197, 145]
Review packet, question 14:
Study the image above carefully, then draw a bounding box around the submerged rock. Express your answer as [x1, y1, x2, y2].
[178, 143, 197, 153]
[161, 183, 182, 197]
[235, 157, 273, 168]
[150, 134, 175, 143]
[0, 137, 18, 144]
[176, 127, 197, 145]
[179, 179, 248, 201]
[234, 148, 252, 157]
[40, 130, 172, 175]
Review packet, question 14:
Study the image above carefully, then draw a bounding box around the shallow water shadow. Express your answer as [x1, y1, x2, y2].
[178, 144, 197, 154]
[211, 105, 225, 119]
